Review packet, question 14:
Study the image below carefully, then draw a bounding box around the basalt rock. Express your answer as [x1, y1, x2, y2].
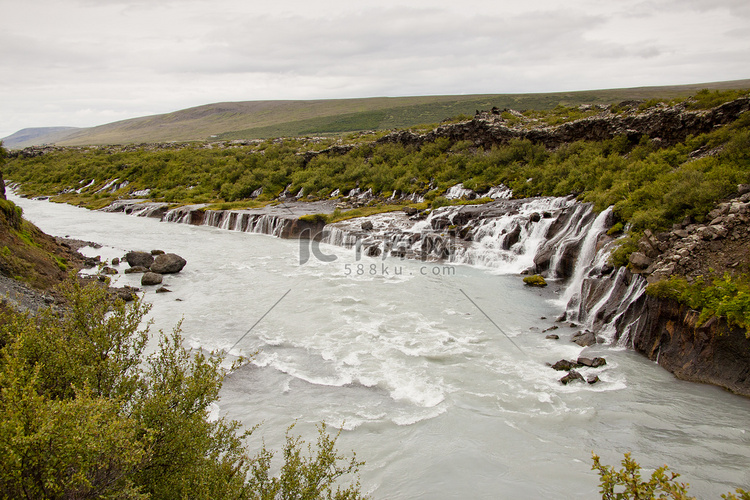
[150, 253, 187, 274]
[124, 266, 148, 274]
[629, 297, 750, 397]
[560, 370, 585, 385]
[141, 272, 163, 286]
[551, 359, 581, 371]
[577, 356, 607, 368]
[125, 251, 154, 268]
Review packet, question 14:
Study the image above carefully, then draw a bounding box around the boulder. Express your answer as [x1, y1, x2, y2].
[125, 251, 154, 268]
[151, 249, 165, 255]
[111, 257, 120, 266]
[629, 251, 652, 270]
[560, 370, 585, 385]
[150, 253, 187, 274]
[523, 274, 548, 287]
[361, 220, 374, 231]
[587, 375, 600, 385]
[100, 266, 118, 275]
[551, 359, 580, 371]
[141, 272, 163, 286]
[571, 330, 598, 347]
[124, 266, 149, 274]
[577, 356, 607, 368]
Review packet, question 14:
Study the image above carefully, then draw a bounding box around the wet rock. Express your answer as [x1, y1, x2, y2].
[155, 286, 172, 293]
[402, 206, 418, 216]
[141, 272, 163, 286]
[551, 359, 580, 371]
[151, 249, 165, 255]
[124, 266, 149, 274]
[571, 330, 598, 347]
[364, 245, 382, 257]
[543, 325, 559, 332]
[560, 370, 585, 385]
[587, 375, 600, 385]
[546, 334, 560, 340]
[361, 220, 374, 231]
[125, 251, 154, 268]
[577, 356, 607, 368]
[150, 253, 187, 274]
[100, 266, 118, 275]
[111, 257, 120, 266]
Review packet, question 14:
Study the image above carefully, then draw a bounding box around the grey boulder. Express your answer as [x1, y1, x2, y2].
[150, 253, 187, 274]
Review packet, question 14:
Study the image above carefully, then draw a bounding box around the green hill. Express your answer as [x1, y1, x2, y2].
[36, 79, 750, 146]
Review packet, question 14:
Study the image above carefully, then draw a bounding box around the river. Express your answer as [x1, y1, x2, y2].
[12, 193, 750, 499]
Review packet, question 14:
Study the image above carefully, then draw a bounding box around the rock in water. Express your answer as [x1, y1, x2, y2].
[125, 251, 154, 268]
[124, 266, 149, 274]
[141, 272, 163, 286]
[577, 356, 607, 368]
[551, 359, 580, 371]
[571, 330, 598, 347]
[560, 370, 585, 385]
[523, 274, 547, 287]
[150, 253, 187, 274]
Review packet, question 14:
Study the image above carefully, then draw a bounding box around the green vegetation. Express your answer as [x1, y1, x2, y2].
[9, 101, 750, 236]
[592, 453, 748, 499]
[645, 273, 750, 334]
[0, 279, 366, 499]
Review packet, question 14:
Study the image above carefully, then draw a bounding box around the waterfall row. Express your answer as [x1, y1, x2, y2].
[126, 197, 648, 347]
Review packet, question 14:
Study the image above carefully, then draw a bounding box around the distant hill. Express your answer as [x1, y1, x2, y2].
[2, 127, 80, 149]
[6, 79, 750, 147]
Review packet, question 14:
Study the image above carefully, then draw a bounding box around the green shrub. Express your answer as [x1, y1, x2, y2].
[645, 273, 750, 334]
[592, 452, 749, 500]
[0, 279, 366, 499]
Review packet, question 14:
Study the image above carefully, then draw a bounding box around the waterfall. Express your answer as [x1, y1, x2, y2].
[558, 207, 612, 313]
[115, 195, 647, 348]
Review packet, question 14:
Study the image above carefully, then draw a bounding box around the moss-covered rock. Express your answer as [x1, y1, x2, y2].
[523, 274, 547, 287]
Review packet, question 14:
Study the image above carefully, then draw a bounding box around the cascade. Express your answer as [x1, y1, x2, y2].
[558, 207, 612, 314]
[124, 195, 647, 347]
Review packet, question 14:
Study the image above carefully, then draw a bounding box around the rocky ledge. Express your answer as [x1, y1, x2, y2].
[580, 184, 750, 396]
[630, 184, 750, 282]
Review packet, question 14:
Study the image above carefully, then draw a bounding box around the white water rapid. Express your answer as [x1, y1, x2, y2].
[11, 194, 750, 499]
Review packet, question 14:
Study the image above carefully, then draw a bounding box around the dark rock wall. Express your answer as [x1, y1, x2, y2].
[630, 296, 750, 396]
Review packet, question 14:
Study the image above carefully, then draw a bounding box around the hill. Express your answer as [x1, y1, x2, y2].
[5, 79, 750, 147]
[2, 127, 81, 149]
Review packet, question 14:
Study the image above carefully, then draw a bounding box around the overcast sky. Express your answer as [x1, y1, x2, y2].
[1, 0, 749, 138]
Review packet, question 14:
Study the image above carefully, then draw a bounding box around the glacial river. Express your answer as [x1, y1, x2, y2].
[12, 194, 750, 499]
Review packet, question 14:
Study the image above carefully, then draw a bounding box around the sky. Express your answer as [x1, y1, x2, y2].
[1, 0, 749, 138]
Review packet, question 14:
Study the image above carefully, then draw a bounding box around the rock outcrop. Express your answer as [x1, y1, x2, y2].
[376, 98, 750, 150]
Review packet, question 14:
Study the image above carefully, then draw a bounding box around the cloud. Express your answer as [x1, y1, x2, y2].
[0, 0, 748, 138]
